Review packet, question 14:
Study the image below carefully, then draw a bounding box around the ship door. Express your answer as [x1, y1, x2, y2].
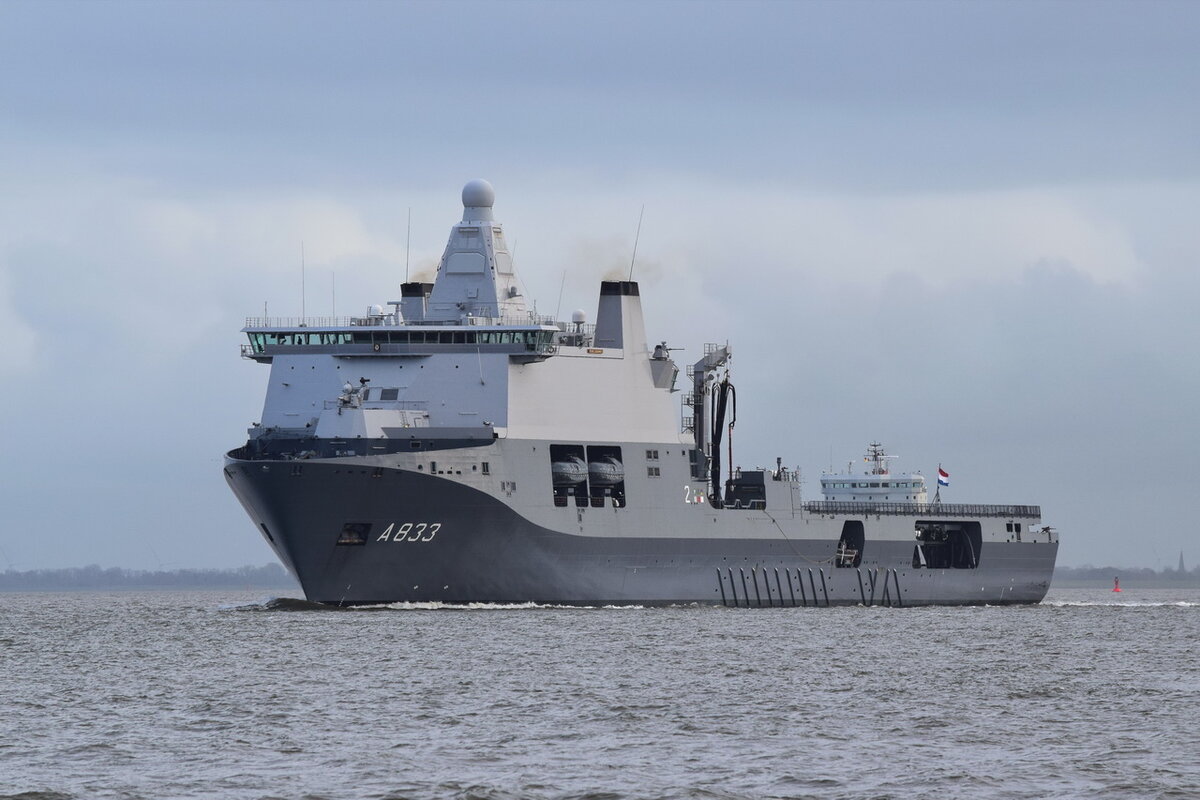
[586, 445, 626, 508]
[835, 521, 864, 568]
[549, 444, 589, 507]
[913, 521, 982, 569]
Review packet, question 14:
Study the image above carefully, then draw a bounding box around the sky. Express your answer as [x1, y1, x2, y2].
[1, 0, 1197, 571]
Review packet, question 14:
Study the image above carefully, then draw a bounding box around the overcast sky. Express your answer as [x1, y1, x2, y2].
[2, 0, 1197, 571]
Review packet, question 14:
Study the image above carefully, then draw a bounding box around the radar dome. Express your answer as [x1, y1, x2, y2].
[571, 309, 587, 323]
[462, 179, 495, 209]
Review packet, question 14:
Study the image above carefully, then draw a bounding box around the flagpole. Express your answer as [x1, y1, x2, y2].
[934, 462, 942, 505]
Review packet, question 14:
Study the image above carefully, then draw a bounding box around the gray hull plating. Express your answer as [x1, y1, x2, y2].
[225, 457, 1056, 606]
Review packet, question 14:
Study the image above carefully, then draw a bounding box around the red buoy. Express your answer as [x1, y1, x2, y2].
[1112, 576, 1122, 592]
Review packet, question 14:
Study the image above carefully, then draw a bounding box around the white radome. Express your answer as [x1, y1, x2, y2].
[462, 179, 495, 209]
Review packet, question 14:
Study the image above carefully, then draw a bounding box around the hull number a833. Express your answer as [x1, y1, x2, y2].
[377, 522, 441, 542]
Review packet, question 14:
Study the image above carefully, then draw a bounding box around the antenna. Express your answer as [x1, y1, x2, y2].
[628, 203, 648, 281]
[301, 241, 307, 321]
[405, 207, 412, 282]
[331, 271, 336, 317]
[511, 239, 534, 308]
[553, 270, 567, 322]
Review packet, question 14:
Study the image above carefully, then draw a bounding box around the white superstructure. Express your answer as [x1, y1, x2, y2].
[820, 443, 928, 504]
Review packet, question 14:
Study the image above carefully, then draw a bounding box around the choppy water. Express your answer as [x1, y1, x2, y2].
[1, 587, 1197, 800]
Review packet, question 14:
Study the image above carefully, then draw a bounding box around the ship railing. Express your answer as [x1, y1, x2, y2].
[244, 314, 560, 330]
[803, 501, 1041, 518]
[321, 399, 430, 411]
[455, 313, 559, 327]
[245, 316, 359, 329]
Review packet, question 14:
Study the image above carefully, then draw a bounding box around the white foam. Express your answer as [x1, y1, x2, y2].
[371, 601, 649, 611]
[1042, 600, 1200, 608]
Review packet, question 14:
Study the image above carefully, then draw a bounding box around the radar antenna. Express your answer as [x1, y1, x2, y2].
[628, 204, 645, 281]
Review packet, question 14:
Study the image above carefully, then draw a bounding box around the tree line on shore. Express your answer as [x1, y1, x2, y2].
[0, 563, 299, 591]
[1052, 563, 1198, 586]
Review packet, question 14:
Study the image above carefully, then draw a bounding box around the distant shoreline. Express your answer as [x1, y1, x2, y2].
[0, 563, 300, 592]
[1052, 565, 1198, 589]
[1, 563, 1194, 592]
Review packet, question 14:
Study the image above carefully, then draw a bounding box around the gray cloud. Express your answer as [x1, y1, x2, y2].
[0, 1, 1196, 570]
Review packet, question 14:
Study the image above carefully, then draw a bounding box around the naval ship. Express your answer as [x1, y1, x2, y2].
[224, 180, 1058, 606]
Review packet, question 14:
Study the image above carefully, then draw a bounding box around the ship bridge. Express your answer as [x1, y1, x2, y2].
[232, 179, 681, 455]
[240, 319, 560, 363]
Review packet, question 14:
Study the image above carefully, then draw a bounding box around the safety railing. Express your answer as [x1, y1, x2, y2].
[802, 501, 1041, 518]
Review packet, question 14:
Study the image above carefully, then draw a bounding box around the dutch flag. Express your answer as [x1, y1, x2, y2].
[937, 467, 950, 487]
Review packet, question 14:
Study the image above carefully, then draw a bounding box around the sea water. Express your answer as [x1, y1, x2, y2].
[1, 587, 1197, 800]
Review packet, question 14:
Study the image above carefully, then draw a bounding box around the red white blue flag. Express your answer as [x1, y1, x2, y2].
[937, 467, 950, 487]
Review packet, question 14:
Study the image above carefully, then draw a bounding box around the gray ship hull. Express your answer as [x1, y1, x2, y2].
[225, 455, 1056, 607]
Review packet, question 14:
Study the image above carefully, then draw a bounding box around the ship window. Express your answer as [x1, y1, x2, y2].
[647, 466, 661, 477]
[380, 388, 399, 401]
[1006, 523, 1013, 532]
[870, 482, 880, 488]
[410, 441, 422, 450]
[881, 482, 890, 488]
[646, 449, 659, 460]
[1015, 523, 1022, 533]
[482, 462, 490, 474]
[336, 522, 371, 546]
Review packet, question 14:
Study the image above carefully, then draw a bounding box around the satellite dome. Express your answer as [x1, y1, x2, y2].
[571, 309, 587, 324]
[462, 179, 495, 209]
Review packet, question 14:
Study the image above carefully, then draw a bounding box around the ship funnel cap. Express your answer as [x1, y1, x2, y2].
[462, 179, 495, 221]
